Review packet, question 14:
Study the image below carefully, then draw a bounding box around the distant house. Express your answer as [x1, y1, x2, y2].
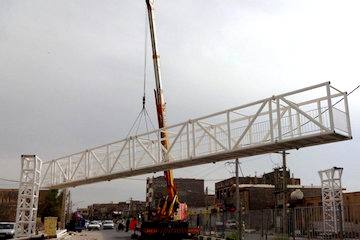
[149, 177, 206, 209]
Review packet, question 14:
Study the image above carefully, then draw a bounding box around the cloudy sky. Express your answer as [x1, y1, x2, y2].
[1, 0, 360, 208]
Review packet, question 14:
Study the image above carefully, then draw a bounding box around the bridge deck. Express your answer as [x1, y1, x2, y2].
[39, 82, 352, 189]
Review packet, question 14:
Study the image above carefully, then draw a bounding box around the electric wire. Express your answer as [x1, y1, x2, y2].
[124, 177, 229, 182]
[197, 162, 228, 179]
[239, 162, 245, 177]
[0, 177, 19, 183]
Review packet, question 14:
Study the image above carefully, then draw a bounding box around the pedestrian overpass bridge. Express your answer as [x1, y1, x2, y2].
[15, 82, 352, 237]
[37, 82, 351, 189]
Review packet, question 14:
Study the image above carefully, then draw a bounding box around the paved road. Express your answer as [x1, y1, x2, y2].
[100, 230, 131, 240]
[66, 230, 131, 240]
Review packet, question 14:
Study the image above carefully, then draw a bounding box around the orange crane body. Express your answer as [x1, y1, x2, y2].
[146, 0, 178, 219]
[136, 2, 201, 238]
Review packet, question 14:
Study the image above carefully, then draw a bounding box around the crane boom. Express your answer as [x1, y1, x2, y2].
[145, 0, 178, 218]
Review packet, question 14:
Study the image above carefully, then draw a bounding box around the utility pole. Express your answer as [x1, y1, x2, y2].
[235, 158, 242, 240]
[129, 197, 133, 217]
[282, 151, 288, 236]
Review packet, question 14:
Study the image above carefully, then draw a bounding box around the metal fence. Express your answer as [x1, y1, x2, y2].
[189, 205, 360, 239]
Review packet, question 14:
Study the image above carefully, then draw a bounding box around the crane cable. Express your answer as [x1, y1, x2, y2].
[126, 11, 155, 138]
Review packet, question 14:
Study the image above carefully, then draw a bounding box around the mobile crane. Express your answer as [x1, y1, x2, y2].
[135, 0, 200, 239]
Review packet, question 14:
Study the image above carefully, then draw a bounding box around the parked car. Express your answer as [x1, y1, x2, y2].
[102, 220, 115, 229]
[215, 219, 237, 229]
[215, 221, 224, 227]
[225, 219, 237, 229]
[0, 222, 15, 239]
[87, 221, 101, 231]
[96, 220, 103, 228]
[85, 220, 89, 229]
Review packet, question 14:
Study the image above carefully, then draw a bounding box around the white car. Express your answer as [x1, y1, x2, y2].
[85, 220, 89, 229]
[87, 221, 101, 231]
[225, 219, 237, 229]
[102, 220, 114, 229]
[0, 222, 15, 239]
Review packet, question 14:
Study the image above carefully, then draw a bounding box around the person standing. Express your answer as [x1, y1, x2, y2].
[129, 217, 138, 235]
[125, 218, 130, 232]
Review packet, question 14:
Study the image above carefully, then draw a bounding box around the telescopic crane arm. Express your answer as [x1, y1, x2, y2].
[145, 0, 178, 219]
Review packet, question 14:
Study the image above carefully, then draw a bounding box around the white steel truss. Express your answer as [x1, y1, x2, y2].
[15, 155, 42, 238]
[319, 167, 344, 234]
[38, 82, 351, 189]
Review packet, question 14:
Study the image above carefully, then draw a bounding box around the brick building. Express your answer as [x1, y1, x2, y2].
[88, 203, 120, 220]
[0, 189, 18, 222]
[150, 177, 205, 209]
[0, 189, 62, 222]
[303, 191, 360, 207]
[205, 194, 216, 208]
[77, 208, 89, 219]
[88, 200, 146, 220]
[215, 170, 320, 211]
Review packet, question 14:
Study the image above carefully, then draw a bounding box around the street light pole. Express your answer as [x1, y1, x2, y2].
[282, 151, 288, 235]
[235, 158, 242, 240]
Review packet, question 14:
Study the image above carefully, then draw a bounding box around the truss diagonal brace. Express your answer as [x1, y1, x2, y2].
[90, 151, 107, 174]
[165, 123, 187, 159]
[196, 121, 228, 150]
[233, 100, 268, 149]
[280, 97, 329, 132]
[135, 137, 158, 164]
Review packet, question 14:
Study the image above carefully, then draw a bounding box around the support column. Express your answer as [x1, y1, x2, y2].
[15, 155, 42, 238]
[319, 167, 344, 235]
[60, 188, 69, 229]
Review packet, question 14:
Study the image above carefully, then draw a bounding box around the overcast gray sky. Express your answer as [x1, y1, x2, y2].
[1, 0, 360, 208]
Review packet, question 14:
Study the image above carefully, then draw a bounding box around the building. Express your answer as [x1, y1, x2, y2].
[88, 200, 146, 220]
[150, 177, 205, 209]
[0, 189, 63, 222]
[0, 189, 18, 222]
[88, 203, 121, 220]
[215, 170, 321, 211]
[77, 208, 89, 219]
[205, 194, 216, 208]
[303, 191, 360, 207]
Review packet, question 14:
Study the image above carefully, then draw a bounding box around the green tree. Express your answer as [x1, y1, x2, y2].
[38, 189, 63, 221]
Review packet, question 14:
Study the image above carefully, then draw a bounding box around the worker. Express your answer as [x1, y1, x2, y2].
[117, 219, 124, 231]
[129, 217, 138, 235]
[125, 218, 130, 232]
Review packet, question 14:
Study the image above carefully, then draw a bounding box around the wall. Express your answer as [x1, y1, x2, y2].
[0, 189, 58, 222]
[151, 177, 205, 208]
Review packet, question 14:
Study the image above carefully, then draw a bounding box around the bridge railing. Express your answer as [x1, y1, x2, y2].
[40, 82, 351, 188]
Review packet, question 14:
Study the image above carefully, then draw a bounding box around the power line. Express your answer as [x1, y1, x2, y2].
[0, 177, 19, 183]
[124, 177, 228, 182]
[282, 83, 360, 137]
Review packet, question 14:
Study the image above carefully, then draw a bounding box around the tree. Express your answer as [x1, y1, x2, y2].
[38, 189, 63, 221]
